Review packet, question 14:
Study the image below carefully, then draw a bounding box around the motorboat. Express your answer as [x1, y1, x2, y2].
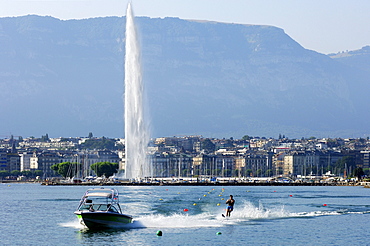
[74, 188, 133, 229]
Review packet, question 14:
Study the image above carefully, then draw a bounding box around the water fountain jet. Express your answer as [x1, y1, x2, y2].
[124, 3, 151, 179]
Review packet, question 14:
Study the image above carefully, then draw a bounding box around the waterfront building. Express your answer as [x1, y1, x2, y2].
[272, 152, 286, 176]
[151, 152, 169, 177]
[361, 150, 370, 169]
[213, 154, 235, 177]
[244, 153, 272, 177]
[30, 151, 61, 177]
[20, 152, 33, 171]
[0, 149, 20, 173]
[283, 151, 320, 177]
[7, 152, 20, 172]
[151, 152, 193, 177]
[342, 150, 366, 169]
[318, 151, 343, 175]
[235, 157, 246, 177]
[0, 149, 7, 171]
[192, 154, 216, 177]
[117, 150, 125, 172]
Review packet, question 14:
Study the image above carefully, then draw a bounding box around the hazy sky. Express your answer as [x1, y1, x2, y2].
[1, 0, 369, 54]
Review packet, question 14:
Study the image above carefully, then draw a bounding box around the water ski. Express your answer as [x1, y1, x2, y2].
[222, 214, 225, 218]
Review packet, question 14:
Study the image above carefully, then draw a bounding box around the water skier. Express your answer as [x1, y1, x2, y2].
[223, 195, 235, 217]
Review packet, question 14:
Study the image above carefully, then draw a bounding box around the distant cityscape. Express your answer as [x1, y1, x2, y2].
[1, 134, 369, 182]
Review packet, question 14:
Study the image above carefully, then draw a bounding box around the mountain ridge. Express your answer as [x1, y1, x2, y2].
[0, 15, 369, 138]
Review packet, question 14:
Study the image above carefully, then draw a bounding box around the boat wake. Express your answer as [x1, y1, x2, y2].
[231, 201, 370, 221]
[131, 213, 222, 228]
[59, 220, 85, 229]
[231, 201, 290, 220]
[61, 200, 370, 230]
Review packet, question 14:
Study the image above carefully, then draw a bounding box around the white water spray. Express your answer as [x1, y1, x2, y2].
[124, 3, 151, 179]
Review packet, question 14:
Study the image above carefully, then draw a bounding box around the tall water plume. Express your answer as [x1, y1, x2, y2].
[124, 3, 151, 179]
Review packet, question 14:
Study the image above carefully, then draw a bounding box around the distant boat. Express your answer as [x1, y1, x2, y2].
[74, 188, 133, 229]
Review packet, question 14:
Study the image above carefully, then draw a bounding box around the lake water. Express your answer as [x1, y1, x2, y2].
[1, 183, 370, 245]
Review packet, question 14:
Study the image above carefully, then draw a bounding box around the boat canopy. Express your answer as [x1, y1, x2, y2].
[85, 192, 112, 198]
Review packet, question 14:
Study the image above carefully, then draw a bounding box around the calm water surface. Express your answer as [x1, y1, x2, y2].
[1, 183, 370, 245]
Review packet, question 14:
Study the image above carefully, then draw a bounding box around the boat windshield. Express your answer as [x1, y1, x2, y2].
[108, 205, 119, 213]
[78, 204, 120, 213]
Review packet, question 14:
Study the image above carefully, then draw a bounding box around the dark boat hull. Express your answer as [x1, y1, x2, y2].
[75, 211, 133, 229]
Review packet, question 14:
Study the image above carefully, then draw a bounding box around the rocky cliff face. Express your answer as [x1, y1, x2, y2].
[0, 15, 369, 138]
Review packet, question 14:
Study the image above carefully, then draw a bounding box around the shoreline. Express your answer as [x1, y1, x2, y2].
[2, 180, 367, 187]
[40, 181, 356, 187]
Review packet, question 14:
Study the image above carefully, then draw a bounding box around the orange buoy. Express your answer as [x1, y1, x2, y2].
[183, 208, 189, 212]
